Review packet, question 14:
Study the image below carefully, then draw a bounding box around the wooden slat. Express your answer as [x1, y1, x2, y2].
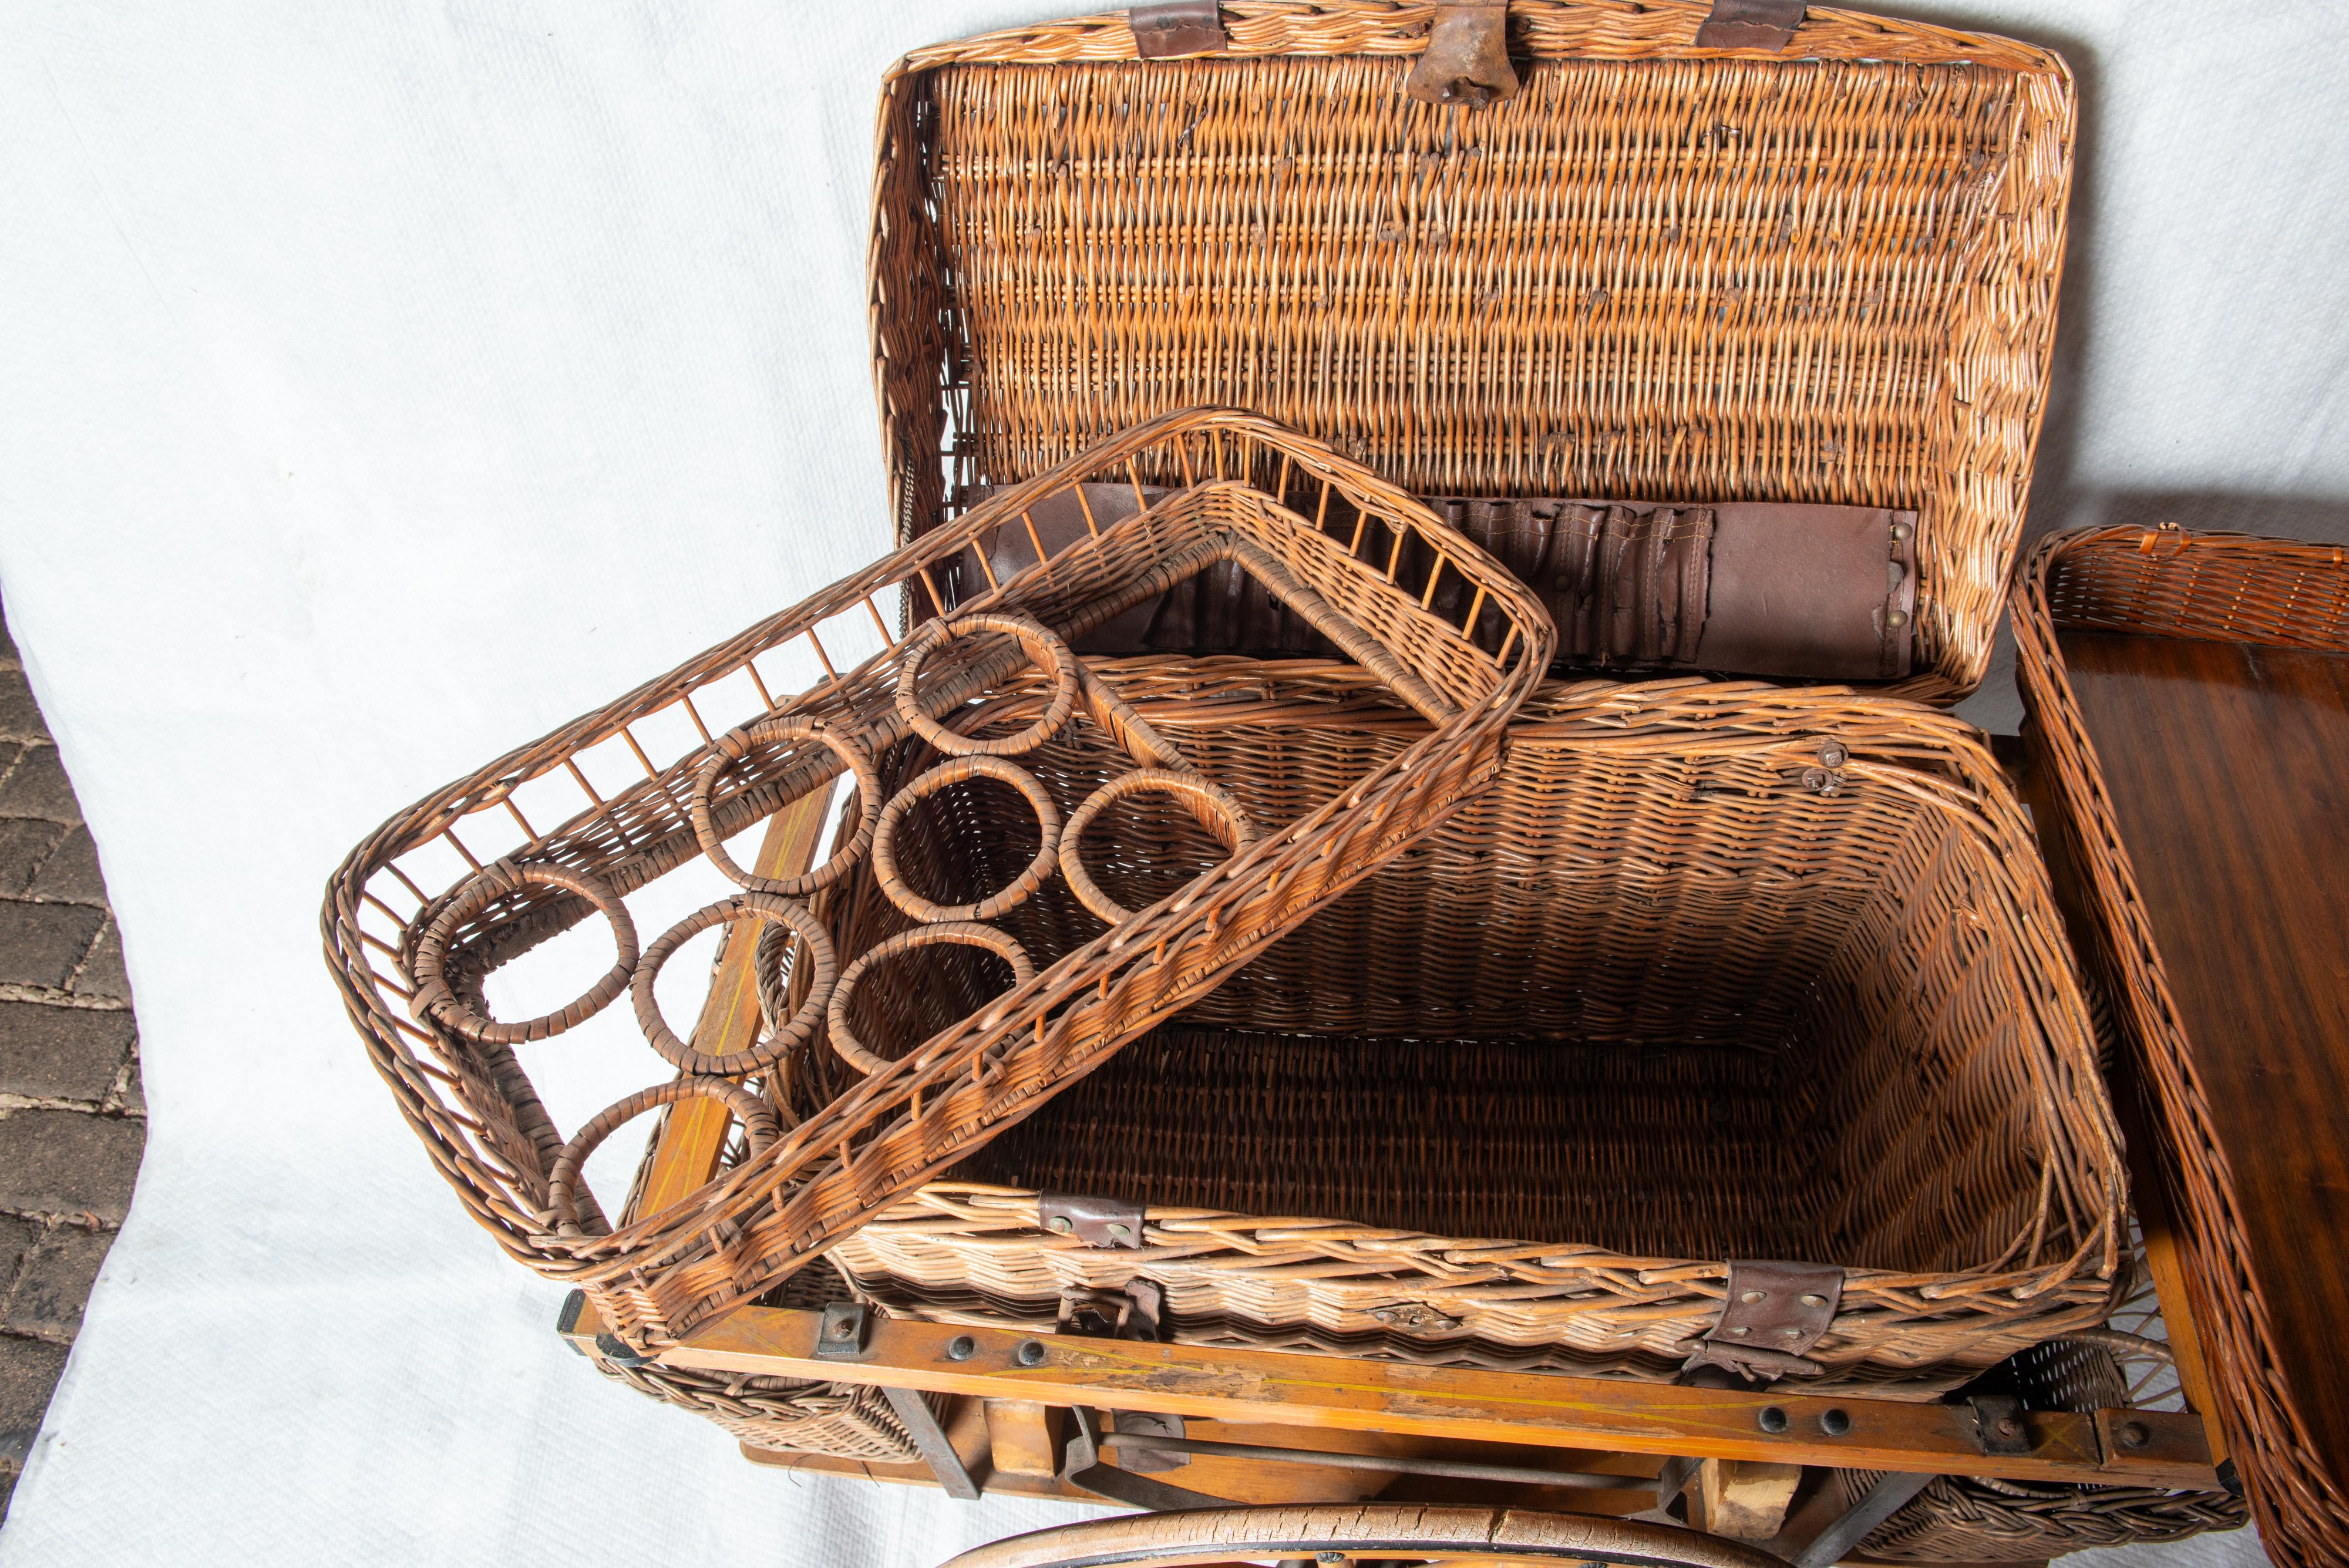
[590, 1304, 2215, 1487]
[630, 791, 832, 1219]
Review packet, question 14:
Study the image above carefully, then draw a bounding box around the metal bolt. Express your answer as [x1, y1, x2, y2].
[1758, 1406, 1791, 1434]
[2117, 1421, 2151, 1451]
[825, 1321, 853, 1341]
[1998, 1414, 2025, 1439]
[1046, 1214, 1074, 1234]
[1802, 768, 1838, 793]
[1891, 521, 1913, 542]
[1817, 742, 1848, 769]
[1820, 1408, 1853, 1437]
[1798, 1293, 1826, 1308]
[945, 1335, 977, 1362]
[1015, 1339, 1047, 1367]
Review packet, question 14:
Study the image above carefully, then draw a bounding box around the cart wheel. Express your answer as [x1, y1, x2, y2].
[937, 1503, 1789, 1568]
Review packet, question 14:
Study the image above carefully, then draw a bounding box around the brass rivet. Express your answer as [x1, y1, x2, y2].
[1047, 1215, 1073, 1234]
[1886, 608, 1909, 627]
[1891, 521, 1913, 542]
[1728, 1325, 1751, 1337]
[1799, 1293, 1826, 1307]
[1108, 1222, 1132, 1239]
[1740, 1290, 1768, 1304]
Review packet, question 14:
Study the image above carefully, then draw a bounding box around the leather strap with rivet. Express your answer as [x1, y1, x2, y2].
[1682, 1258, 1845, 1382]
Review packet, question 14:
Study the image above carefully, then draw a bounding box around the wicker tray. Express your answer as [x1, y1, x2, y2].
[817, 666, 2126, 1398]
[2015, 524, 2349, 1568]
[870, 0, 2077, 701]
[323, 409, 1552, 1354]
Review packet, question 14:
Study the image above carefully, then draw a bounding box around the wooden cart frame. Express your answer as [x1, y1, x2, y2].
[555, 773, 2234, 1567]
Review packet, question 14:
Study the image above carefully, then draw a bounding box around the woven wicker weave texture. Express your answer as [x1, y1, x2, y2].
[322, 409, 1552, 1354]
[870, 0, 2075, 702]
[818, 668, 2125, 1397]
[2016, 525, 2349, 1568]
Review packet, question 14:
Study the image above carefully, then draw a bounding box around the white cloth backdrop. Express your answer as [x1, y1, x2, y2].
[2, 1, 2342, 1562]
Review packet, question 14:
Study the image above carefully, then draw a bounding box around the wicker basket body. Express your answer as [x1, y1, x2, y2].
[323, 409, 1552, 1355]
[819, 668, 2125, 1397]
[2014, 525, 2349, 1567]
[870, 0, 2076, 701]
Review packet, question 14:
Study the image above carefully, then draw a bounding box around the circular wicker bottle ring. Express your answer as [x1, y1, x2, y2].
[632, 893, 837, 1076]
[547, 1076, 780, 1237]
[870, 756, 1062, 923]
[825, 923, 1036, 1077]
[410, 862, 640, 1045]
[689, 717, 881, 897]
[894, 611, 1081, 758]
[1060, 768, 1259, 927]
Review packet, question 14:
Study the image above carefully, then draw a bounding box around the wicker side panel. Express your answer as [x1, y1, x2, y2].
[2014, 526, 2349, 1568]
[871, 1, 2077, 699]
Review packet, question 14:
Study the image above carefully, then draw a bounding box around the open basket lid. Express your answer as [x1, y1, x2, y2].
[870, 0, 2075, 702]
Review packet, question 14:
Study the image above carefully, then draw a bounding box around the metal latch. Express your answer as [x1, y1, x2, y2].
[1694, 0, 1805, 51]
[1058, 1278, 1170, 1342]
[1405, 5, 1520, 107]
[1681, 1259, 1843, 1383]
[1040, 1191, 1146, 1248]
[1130, 1, 1227, 58]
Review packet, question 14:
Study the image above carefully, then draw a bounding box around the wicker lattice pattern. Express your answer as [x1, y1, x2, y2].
[824, 668, 2125, 1397]
[323, 408, 1553, 1354]
[2015, 524, 2349, 1568]
[870, 0, 2075, 701]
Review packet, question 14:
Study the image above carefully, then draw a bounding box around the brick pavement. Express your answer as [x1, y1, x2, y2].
[0, 605, 143, 1525]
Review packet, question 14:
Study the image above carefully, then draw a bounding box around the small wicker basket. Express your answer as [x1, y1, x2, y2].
[324, 408, 1552, 1354]
[820, 665, 2126, 1397]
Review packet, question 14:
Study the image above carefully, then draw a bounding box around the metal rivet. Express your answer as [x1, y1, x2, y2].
[1820, 1408, 1853, 1437]
[1729, 1325, 1751, 1337]
[1015, 1340, 1047, 1367]
[1046, 1215, 1073, 1234]
[1886, 609, 1909, 627]
[1798, 1293, 1826, 1308]
[1758, 1406, 1790, 1434]
[945, 1335, 977, 1362]
[1740, 1290, 1768, 1304]
[1373, 1309, 1396, 1323]
[1891, 521, 1913, 542]
[825, 1323, 853, 1341]
[2117, 1421, 2151, 1451]
[1781, 1327, 1804, 1339]
[1816, 743, 1848, 769]
[1108, 1223, 1132, 1240]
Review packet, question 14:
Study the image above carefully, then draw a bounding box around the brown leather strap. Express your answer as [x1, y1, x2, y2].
[1129, 1, 1227, 59]
[1695, 0, 1806, 51]
[1405, 5, 1521, 107]
[1683, 1258, 1845, 1382]
[950, 486, 1916, 682]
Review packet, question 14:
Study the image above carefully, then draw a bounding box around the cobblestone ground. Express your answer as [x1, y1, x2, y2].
[0, 604, 143, 1523]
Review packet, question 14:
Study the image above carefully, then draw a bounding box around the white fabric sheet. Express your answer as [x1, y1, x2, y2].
[3, 2, 2341, 1561]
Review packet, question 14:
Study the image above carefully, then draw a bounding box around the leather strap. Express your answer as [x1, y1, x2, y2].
[1695, 0, 1806, 51]
[1682, 1259, 1844, 1383]
[1130, 1, 1227, 59]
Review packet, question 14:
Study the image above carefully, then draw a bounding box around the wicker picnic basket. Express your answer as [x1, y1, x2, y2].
[818, 666, 2125, 1397]
[870, 0, 2075, 702]
[2015, 524, 2349, 1567]
[322, 407, 1552, 1356]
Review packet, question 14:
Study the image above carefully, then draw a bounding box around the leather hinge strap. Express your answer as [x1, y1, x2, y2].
[1405, 5, 1520, 107]
[1682, 1259, 1843, 1383]
[1695, 0, 1806, 52]
[1040, 1190, 1146, 1248]
[1130, 1, 1227, 58]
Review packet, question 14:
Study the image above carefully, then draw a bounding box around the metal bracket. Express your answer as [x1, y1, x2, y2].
[1062, 1405, 1227, 1510]
[1130, 1, 1227, 58]
[1681, 1259, 1842, 1384]
[592, 1333, 654, 1368]
[1969, 1394, 2033, 1456]
[1792, 1469, 1933, 1568]
[1040, 1191, 1146, 1249]
[1405, 5, 1520, 107]
[813, 1301, 872, 1361]
[1058, 1278, 1171, 1342]
[1694, 0, 1805, 51]
[880, 1385, 982, 1500]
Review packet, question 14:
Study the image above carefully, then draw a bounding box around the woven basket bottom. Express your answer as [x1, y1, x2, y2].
[955, 1026, 1835, 1264]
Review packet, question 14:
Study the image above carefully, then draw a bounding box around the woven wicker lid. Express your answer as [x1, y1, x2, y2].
[870, 0, 2075, 699]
